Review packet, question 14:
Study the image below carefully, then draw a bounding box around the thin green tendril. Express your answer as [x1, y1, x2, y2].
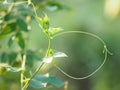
[53, 31, 112, 55]
[30, 2, 38, 17]
[53, 31, 112, 80]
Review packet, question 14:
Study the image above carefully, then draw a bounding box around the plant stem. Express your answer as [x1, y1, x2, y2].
[21, 54, 26, 90]
[46, 38, 51, 57]
[21, 73, 24, 90]
[22, 62, 44, 90]
[21, 2, 52, 89]
[22, 35, 51, 90]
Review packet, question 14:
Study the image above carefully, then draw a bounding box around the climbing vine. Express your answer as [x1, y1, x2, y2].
[0, 0, 112, 90]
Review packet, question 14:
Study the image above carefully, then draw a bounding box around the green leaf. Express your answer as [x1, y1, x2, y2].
[36, 15, 50, 30]
[16, 32, 25, 49]
[43, 14, 49, 29]
[34, 74, 64, 87]
[29, 79, 46, 89]
[53, 52, 68, 58]
[17, 18, 28, 32]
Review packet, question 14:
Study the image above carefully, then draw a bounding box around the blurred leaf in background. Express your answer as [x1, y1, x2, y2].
[104, 0, 120, 18]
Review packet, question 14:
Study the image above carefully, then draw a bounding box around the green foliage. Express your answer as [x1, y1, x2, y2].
[29, 74, 64, 89]
[36, 14, 63, 39]
[0, 0, 111, 90]
[0, 52, 17, 64]
[17, 18, 28, 32]
[29, 78, 45, 89]
[0, 1, 67, 90]
[25, 50, 41, 67]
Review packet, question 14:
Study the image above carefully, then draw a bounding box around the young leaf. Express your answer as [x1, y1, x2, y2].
[43, 14, 49, 29]
[53, 52, 68, 58]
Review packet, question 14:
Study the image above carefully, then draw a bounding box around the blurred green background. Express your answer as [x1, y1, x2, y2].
[1, 0, 120, 90]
